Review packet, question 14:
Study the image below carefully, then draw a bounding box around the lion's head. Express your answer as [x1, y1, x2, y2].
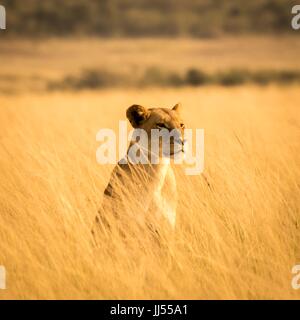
[126, 103, 186, 160]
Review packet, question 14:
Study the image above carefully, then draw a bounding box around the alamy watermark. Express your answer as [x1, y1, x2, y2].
[96, 121, 204, 176]
[0, 5, 6, 30]
[292, 5, 300, 30]
[292, 265, 300, 290]
[0, 266, 6, 289]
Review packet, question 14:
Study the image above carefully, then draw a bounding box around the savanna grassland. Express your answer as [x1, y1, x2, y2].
[0, 37, 300, 299]
[1, 36, 300, 92]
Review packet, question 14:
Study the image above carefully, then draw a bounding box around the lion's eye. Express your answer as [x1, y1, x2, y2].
[156, 123, 167, 129]
[180, 123, 185, 129]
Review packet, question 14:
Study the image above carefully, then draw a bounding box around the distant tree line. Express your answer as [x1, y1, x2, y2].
[2, 0, 297, 37]
[48, 67, 300, 90]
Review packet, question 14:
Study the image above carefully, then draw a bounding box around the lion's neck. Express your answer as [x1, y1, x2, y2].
[125, 141, 171, 185]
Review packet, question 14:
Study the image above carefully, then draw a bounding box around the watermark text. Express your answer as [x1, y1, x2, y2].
[292, 5, 300, 30]
[0, 5, 6, 30]
[0, 266, 6, 289]
[96, 121, 204, 176]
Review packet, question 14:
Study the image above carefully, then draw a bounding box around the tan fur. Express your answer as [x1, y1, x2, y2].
[92, 104, 185, 242]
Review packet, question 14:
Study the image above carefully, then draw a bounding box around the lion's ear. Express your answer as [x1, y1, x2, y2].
[126, 105, 150, 128]
[172, 103, 182, 112]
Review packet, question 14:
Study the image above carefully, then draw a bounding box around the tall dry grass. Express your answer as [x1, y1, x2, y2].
[0, 86, 299, 299]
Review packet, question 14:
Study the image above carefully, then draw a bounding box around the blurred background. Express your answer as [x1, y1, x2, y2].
[0, 0, 300, 92]
[2, 0, 298, 36]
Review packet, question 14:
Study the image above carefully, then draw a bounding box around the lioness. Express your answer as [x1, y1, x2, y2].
[92, 103, 186, 242]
